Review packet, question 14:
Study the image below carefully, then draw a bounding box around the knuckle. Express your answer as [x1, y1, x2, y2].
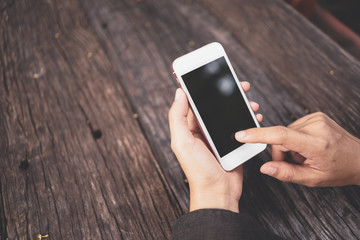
[317, 138, 330, 151]
[314, 111, 325, 117]
[313, 119, 330, 131]
[280, 168, 294, 182]
[276, 126, 288, 141]
[314, 112, 329, 121]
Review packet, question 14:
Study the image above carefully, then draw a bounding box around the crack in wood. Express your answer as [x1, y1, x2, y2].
[0, 183, 8, 240]
[78, 103, 103, 141]
[19, 151, 30, 171]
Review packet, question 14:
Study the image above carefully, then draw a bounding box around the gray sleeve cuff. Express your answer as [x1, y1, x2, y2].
[171, 209, 284, 240]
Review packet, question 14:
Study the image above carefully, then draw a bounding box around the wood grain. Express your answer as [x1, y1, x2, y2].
[0, 0, 359, 239]
[0, 1, 181, 239]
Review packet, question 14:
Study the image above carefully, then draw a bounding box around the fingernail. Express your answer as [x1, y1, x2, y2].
[235, 131, 246, 140]
[261, 166, 277, 176]
[253, 102, 259, 108]
[175, 89, 181, 100]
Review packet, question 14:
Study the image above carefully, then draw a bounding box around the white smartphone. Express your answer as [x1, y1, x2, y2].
[172, 42, 266, 171]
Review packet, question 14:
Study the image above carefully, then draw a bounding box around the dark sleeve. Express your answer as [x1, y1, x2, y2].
[171, 209, 284, 240]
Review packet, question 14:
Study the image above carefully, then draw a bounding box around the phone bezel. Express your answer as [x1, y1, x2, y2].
[172, 42, 266, 171]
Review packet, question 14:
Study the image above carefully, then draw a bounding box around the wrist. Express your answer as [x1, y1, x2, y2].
[189, 189, 240, 213]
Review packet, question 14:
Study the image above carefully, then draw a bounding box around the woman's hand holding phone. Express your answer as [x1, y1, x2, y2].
[236, 112, 360, 187]
[170, 76, 359, 215]
[169, 82, 262, 213]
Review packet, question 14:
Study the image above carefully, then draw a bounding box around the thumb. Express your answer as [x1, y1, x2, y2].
[260, 161, 314, 186]
[168, 88, 192, 143]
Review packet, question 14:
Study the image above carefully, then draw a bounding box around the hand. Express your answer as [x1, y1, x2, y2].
[169, 82, 262, 213]
[235, 112, 360, 187]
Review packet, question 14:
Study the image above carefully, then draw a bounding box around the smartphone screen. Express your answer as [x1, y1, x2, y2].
[182, 57, 256, 157]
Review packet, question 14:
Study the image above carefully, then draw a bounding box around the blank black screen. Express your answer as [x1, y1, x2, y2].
[182, 57, 256, 157]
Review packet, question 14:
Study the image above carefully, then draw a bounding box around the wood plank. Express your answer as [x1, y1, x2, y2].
[0, 1, 181, 239]
[79, 0, 360, 239]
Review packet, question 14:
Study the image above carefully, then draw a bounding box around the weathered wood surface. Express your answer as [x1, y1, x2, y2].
[0, 0, 359, 239]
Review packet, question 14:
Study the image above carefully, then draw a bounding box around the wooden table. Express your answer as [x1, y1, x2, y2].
[1, 0, 359, 239]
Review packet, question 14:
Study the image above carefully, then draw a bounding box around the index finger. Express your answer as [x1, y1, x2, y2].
[235, 126, 319, 154]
